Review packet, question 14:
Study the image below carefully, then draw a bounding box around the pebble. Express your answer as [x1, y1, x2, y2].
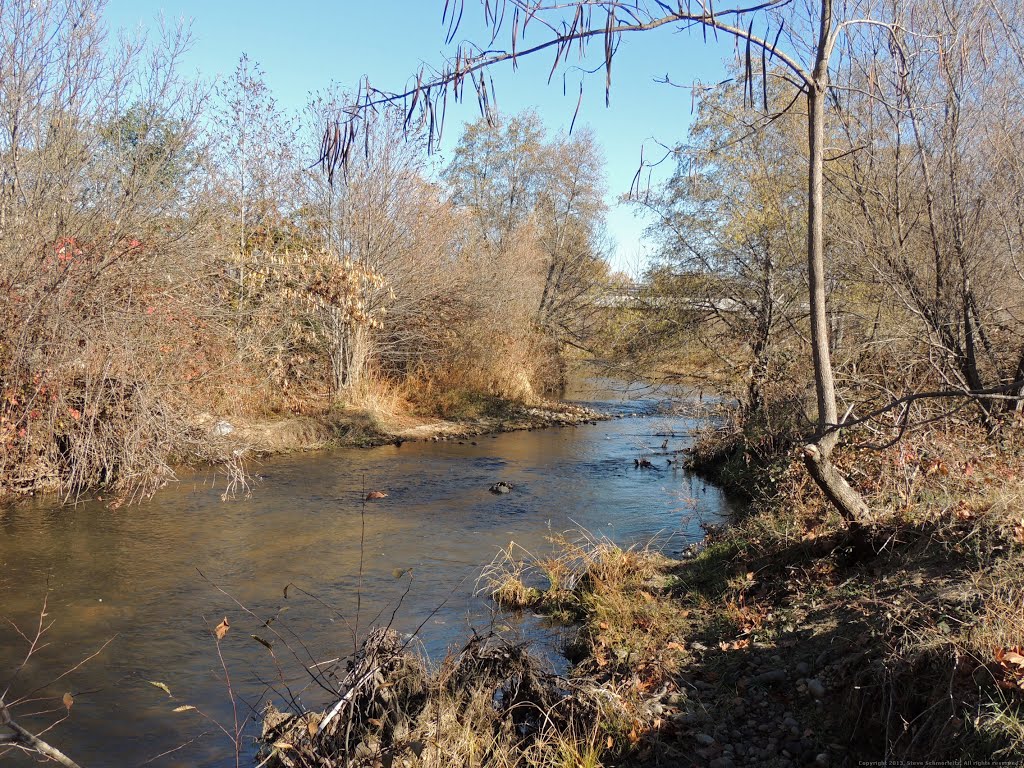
[709, 758, 734, 768]
[807, 678, 826, 699]
[694, 733, 715, 746]
[783, 739, 803, 755]
[751, 669, 787, 685]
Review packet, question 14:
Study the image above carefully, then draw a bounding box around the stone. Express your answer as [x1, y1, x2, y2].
[751, 669, 787, 686]
[807, 678, 826, 699]
[783, 739, 803, 755]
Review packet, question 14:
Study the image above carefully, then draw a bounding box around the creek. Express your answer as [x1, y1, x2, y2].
[0, 379, 739, 767]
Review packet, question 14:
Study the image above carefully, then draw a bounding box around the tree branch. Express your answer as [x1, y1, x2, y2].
[0, 700, 83, 768]
[828, 379, 1024, 434]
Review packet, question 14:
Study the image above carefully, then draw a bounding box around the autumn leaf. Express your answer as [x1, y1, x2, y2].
[719, 638, 751, 651]
[994, 647, 1024, 689]
[148, 681, 172, 697]
[62, 692, 74, 712]
[172, 705, 196, 713]
[215, 617, 230, 640]
[1002, 649, 1024, 667]
[252, 634, 273, 650]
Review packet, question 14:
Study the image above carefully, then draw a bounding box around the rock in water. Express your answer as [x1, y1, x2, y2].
[489, 481, 513, 494]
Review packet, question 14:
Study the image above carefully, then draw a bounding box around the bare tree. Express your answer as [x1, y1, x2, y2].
[825, 0, 1024, 431]
[445, 111, 609, 350]
[0, 0, 226, 501]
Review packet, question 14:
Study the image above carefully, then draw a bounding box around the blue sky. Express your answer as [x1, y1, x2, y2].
[105, 1, 739, 274]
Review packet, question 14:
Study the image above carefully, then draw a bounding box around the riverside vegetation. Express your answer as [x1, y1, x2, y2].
[0, 0, 615, 504]
[4, 0, 1024, 765]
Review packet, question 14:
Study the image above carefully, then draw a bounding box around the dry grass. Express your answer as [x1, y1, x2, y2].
[477, 532, 668, 617]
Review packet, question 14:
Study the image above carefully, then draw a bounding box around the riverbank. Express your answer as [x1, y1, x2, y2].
[203, 397, 607, 455]
[258, 423, 1024, 766]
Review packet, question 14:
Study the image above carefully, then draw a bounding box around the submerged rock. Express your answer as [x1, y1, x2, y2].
[489, 481, 514, 494]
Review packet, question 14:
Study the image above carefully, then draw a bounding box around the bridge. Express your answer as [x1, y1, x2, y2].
[591, 285, 743, 312]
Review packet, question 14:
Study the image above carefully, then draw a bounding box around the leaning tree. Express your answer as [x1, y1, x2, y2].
[316, 0, 1015, 523]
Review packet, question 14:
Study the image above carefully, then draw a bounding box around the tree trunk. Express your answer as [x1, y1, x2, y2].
[802, 15, 871, 524]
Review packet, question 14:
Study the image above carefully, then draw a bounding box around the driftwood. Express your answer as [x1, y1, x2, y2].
[261, 627, 427, 768]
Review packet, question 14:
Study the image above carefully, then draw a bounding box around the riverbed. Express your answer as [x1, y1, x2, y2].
[0, 381, 739, 767]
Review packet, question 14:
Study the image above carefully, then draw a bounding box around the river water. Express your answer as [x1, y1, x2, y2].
[0, 380, 739, 767]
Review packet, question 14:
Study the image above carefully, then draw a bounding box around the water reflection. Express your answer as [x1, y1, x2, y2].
[0, 382, 739, 767]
